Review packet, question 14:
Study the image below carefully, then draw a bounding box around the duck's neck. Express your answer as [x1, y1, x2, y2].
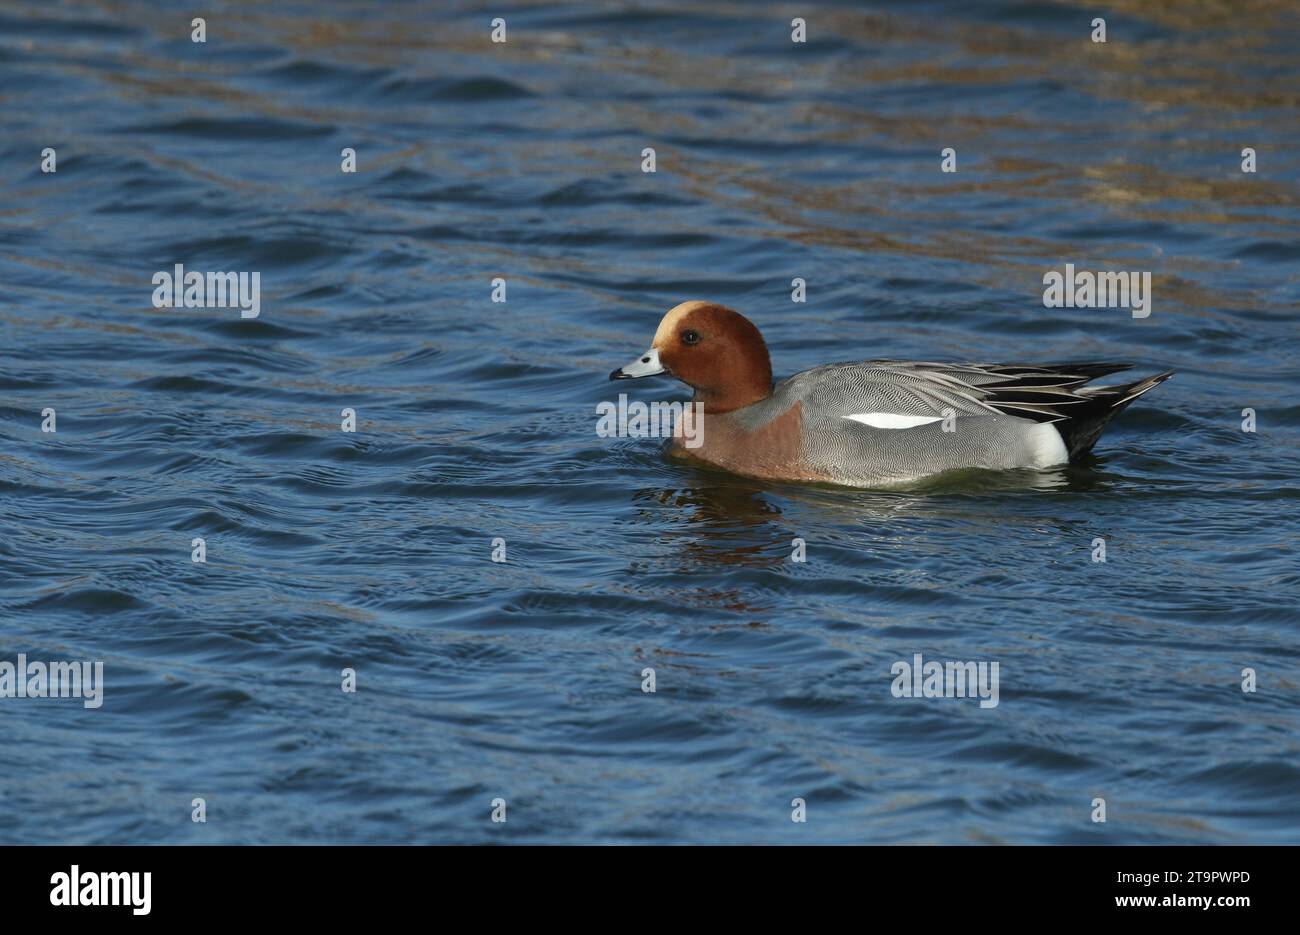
[693, 374, 773, 414]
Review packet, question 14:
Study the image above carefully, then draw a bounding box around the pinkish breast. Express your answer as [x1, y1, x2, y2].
[669, 401, 830, 482]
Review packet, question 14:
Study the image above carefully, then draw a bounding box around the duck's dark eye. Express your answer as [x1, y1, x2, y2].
[681, 330, 700, 345]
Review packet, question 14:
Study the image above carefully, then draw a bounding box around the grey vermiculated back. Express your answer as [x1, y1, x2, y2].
[730, 360, 1170, 484]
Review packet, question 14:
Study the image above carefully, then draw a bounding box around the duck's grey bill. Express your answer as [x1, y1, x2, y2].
[610, 347, 665, 380]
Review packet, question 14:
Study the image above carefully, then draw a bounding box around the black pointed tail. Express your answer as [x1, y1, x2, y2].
[1054, 371, 1174, 461]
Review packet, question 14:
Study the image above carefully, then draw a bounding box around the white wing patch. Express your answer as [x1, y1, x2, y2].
[843, 413, 945, 429]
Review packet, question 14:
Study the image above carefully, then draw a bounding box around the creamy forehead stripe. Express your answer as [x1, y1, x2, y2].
[653, 300, 713, 347]
[843, 413, 945, 429]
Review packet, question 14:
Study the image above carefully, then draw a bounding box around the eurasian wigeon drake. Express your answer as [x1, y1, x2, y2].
[610, 301, 1174, 487]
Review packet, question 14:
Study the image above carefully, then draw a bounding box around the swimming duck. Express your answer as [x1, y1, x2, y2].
[610, 301, 1173, 487]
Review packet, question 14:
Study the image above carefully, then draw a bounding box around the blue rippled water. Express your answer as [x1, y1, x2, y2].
[1, 0, 1298, 845]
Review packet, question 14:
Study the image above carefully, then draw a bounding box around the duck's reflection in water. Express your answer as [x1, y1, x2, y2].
[626, 457, 1118, 577]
